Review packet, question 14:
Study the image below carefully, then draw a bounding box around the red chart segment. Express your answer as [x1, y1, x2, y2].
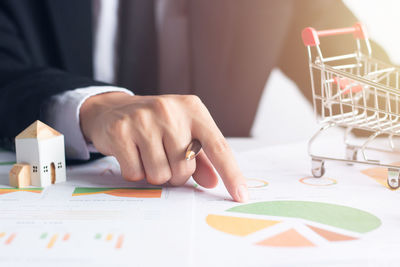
[257, 228, 315, 247]
[307, 225, 357, 242]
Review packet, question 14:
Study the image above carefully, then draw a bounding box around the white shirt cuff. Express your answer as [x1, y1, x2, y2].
[44, 86, 133, 160]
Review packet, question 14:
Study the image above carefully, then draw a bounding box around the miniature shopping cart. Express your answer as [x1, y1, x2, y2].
[302, 22, 400, 189]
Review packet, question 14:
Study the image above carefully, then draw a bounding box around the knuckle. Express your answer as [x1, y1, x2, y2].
[151, 97, 175, 125]
[175, 163, 195, 179]
[210, 137, 230, 154]
[151, 97, 170, 114]
[169, 162, 195, 186]
[147, 170, 172, 185]
[107, 116, 129, 138]
[132, 109, 151, 131]
[181, 95, 202, 107]
[122, 169, 145, 182]
[168, 179, 186, 187]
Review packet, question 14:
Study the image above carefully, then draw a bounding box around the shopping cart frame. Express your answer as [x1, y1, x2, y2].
[302, 22, 400, 189]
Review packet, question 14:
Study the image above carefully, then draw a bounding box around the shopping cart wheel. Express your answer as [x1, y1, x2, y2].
[345, 145, 358, 165]
[311, 159, 325, 178]
[387, 168, 400, 189]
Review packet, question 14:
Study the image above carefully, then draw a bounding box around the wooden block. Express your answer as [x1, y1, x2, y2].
[9, 164, 31, 188]
[15, 120, 61, 140]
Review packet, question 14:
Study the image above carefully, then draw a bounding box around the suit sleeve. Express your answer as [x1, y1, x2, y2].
[276, 0, 391, 104]
[0, 3, 106, 150]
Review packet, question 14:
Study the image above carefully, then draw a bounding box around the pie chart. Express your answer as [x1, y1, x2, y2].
[299, 177, 337, 186]
[246, 178, 268, 188]
[206, 201, 381, 247]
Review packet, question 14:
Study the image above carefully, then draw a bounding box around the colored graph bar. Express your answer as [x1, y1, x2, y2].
[72, 187, 162, 198]
[0, 188, 43, 195]
[63, 233, 70, 241]
[106, 234, 113, 241]
[5, 233, 16, 245]
[40, 233, 48, 239]
[0, 161, 16, 166]
[47, 234, 58, 249]
[115, 235, 124, 249]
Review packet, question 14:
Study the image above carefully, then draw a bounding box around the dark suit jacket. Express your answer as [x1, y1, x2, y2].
[0, 0, 390, 150]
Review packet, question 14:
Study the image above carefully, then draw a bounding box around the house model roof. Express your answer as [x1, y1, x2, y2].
[16, 120, 62, 140]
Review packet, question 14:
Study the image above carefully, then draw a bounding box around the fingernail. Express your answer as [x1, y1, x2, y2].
[237, 184, 249, 203]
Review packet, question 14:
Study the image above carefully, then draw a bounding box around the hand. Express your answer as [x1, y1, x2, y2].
[80, 93, 249, 202]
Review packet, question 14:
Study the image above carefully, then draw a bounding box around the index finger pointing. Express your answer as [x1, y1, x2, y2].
[192, 117, 249, 202]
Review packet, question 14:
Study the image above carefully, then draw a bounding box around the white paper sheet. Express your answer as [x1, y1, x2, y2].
[193, 137, 400, 267]
[1, 134, 400, 266]
[0, 155, 194, 267]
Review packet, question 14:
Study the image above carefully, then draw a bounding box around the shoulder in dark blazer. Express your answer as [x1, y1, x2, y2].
[0, 0, 105, 149]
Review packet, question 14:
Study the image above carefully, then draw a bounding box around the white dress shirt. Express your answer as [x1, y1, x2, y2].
[93, 0, 119, 84]
[45, 0, 126, 160]
[45, 0, 190, 160]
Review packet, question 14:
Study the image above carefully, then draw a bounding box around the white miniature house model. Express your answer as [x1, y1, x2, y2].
[14, 120, 66, 187]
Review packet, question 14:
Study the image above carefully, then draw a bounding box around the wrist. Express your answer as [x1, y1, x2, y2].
[80, 92, 130, 142]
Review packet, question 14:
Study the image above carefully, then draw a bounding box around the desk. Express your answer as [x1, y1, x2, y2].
[0, 137, 399, 266]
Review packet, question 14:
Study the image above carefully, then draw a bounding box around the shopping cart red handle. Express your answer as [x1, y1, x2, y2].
[302, 22, 368, 47]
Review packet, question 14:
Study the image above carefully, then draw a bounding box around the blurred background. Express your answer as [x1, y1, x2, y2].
[251, 0, 400, 144]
